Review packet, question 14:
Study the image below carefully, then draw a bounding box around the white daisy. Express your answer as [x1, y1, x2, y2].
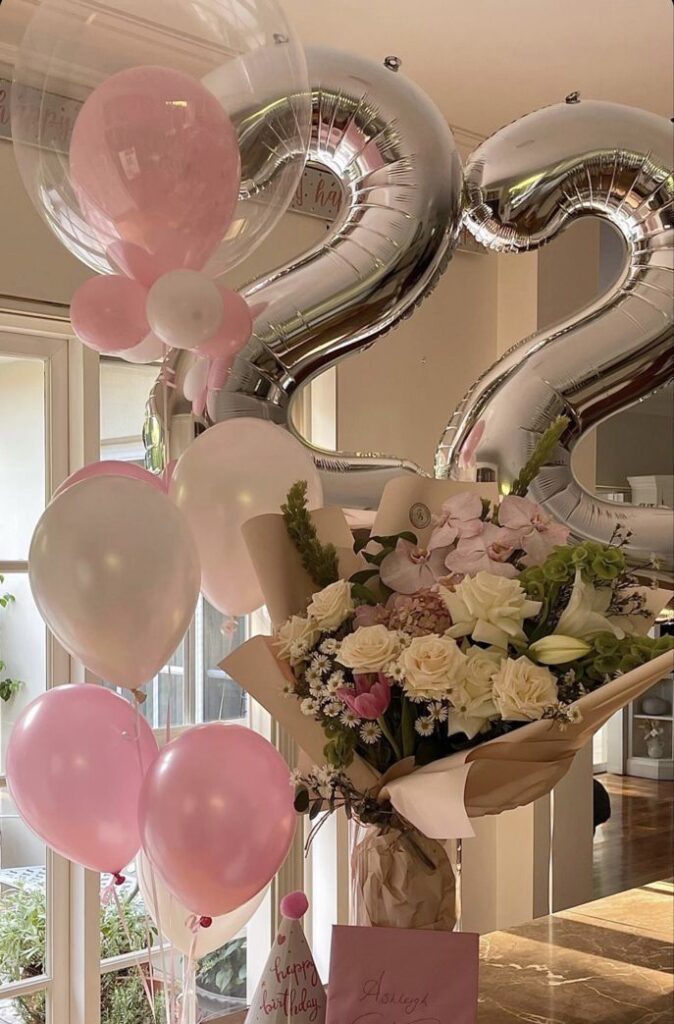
[326, 671, 345, 694]
[414, 716, 435, 737]
[340, 709, 359, 729]
[281, 682, 295, 698]
[315, 765, 338, 786]
[427, 702, 448, 723]
[290, 639, 310, 662]
[360, 721, 382, 745]
[323, 700, 343, 717]
[289, 768, 303, 786]
[311, 654, 330, 673]
[568, 706, 583, 724]
[305, 667, 323, 688]
[320, 638, 339, 655]
[385, 661, 406, 683]
[300, 697, 320, 717]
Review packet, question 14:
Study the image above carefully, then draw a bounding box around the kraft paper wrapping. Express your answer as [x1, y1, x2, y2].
[223, 478, 673, 839]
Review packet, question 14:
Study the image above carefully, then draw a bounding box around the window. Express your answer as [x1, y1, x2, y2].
[0, 320, 71, 1024]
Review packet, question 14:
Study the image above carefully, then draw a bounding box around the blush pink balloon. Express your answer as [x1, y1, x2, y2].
[6, 685, 158, 873]
[139, 724, 296, 917]
[53, 460, 165, 500]
[71, 275, 149, 353]
[70, 66, 241, 284]
[192, 289, 252, 359]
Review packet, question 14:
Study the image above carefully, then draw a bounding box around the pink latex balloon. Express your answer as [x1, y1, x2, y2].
[70, 66, 241, 284]
[29, 476, 200, 690]
[71, 275, 149, 353]
[139, 723, 295, 917]
[170, 418, 323, 615]
[6, 685, 158, 873]
[53, 460, 164, 500]
[193, 288, 252, 359]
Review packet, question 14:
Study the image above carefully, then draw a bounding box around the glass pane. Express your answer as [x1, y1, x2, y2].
[100, 970, 158, 1024]
[201, 600, 247, 723]
[0, 993, 46, 1024]
[0, 357, 45, 559]
[103, 641, 186, 731]
[0, 792, 47, 1000]
[0, 575, 47, 773]
[197, 936, 248, 1019]
[100, 361, 159, 462]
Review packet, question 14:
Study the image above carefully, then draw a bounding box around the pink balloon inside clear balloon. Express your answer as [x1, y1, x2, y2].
[69, 66, 241, 284]
[6, 684, 158, 873]
[71, 275, 149, 353]
[139, 723, 296, 917]
[193, 288, 252, 359]
[53, 460, 164, 500]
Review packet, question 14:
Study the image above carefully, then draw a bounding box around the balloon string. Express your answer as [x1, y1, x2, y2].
[179, 930, 199, 1024]
[147, 859, 178, 1024]
[112, 885, 157, 1021]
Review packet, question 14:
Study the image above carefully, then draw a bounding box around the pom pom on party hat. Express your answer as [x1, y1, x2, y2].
[245, 891, 326, 1024]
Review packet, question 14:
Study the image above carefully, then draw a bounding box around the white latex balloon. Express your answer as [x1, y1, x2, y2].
[170, 419, 323, 615]
[146, 270, 224, 350]
[29, 476, 200, 690]
[137, 852, 265, 957]
[117, 333, 167, 364]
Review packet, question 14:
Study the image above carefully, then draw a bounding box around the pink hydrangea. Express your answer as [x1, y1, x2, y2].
[387, 591, 452, 637]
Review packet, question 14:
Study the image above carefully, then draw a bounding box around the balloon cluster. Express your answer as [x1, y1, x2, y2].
[66, 65, 254, 417]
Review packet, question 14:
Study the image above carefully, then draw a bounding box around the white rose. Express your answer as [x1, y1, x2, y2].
[273, 616, 320, 666]
[307, 579, 355, 632]
[399, 634, 467, 701]
[337, 625, 401, 674]
[440, 571, 542, 649]
[492, 656, 558, 722]
[448, 646, 502, 739]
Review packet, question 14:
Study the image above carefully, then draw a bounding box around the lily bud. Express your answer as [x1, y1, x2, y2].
[528, 635, 591, 665]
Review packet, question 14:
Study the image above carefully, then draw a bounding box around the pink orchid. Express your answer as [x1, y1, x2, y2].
[445, 523, 520, 578]
[338, 674, 392, 720]
[380, 538, 449, 595]
[428, 491, 484, 550]
[499, 495, 570, 567]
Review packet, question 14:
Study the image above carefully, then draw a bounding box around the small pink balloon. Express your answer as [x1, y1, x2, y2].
[6, 685, 158, 873]
[70, 66, 241, 283]
[53, 460, 164, 500]
[71, 275, 149, 353]
[192, 289, 252, 359]
[139, 724, 296, 917]
[118, 333, 167, 365]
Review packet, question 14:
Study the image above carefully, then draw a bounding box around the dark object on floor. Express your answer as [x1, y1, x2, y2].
[593, 778, 611, 834]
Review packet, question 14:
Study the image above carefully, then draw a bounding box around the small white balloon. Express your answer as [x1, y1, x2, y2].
[147, 270, 224, 350]
[117, 332, 167, 364]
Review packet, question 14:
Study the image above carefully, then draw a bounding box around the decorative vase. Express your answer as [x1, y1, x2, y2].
[350, 822, 460, 931]
[642, 696, 670, 717]
[646, 736, 666, 759]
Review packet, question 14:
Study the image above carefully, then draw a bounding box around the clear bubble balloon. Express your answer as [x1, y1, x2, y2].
[11, 0, 311, 280]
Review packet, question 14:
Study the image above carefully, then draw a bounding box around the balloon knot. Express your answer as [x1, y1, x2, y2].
[199, 916, 213, 929]
[113, 873, 126, 886]
[133, 690, 148, 705]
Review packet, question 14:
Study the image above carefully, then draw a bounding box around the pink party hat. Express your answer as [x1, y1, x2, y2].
[245, 891, 326, 1024]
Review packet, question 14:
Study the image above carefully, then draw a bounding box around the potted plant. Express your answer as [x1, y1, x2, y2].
[0, 576, 22, 705]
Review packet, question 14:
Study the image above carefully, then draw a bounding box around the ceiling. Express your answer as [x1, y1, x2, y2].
[2, 0, 672, 138]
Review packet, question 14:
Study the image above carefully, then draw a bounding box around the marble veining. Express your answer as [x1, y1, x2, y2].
[478, 881, 673, 1023]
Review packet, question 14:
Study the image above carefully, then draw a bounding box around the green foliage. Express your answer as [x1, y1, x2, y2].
[0, 573, 22, 703]
[282, 481, 339, 588]
[0, 885, 158, 1024]
[197, 938, 247, 1000]
[510, 416, 570, 497]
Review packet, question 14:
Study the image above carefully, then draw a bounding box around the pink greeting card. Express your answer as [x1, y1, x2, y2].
[326, 926, 479, 1024]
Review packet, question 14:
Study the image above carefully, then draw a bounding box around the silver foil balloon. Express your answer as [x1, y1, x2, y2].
[436, 99, 674, 569]
[146, 46, 462, 504]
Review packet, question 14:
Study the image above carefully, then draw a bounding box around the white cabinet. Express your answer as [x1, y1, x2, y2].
[626, 620, 674, 780]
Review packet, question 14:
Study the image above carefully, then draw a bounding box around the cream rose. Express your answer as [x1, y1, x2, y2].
[441, 571, 542, 649]
[447, 646, 502, 739]
[307, 579, 355, 632]
[399, 634, 467, 701]
[337, 625, 401, 673]
[492, 656, 558, 722]
[273, 615, 320, 666]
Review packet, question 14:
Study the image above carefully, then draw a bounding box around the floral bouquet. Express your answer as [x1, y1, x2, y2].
[224, 421, 673, 931]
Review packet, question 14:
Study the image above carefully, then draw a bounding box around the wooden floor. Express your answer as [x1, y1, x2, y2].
[593, 773, 674, 899]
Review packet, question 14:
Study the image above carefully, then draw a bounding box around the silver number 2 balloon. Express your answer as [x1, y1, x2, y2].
[148, 56, 673, 569]
[438, 99, 674, 570]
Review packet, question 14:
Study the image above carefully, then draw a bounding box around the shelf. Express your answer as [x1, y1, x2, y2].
[633, 714, 673, 721]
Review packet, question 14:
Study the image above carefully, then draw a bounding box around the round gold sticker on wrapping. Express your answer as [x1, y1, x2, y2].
[409, 502, 431, 530]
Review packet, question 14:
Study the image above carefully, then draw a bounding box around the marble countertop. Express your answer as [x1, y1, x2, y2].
[478, 879, 674, 1023]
